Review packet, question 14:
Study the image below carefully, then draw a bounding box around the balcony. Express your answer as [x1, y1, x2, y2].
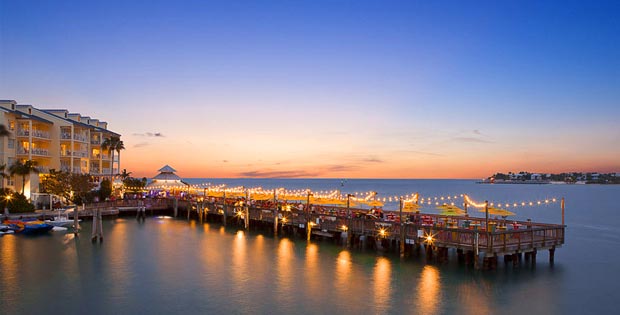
[60, 151, 89, 158]
[17, 148, 50, 156]
[91, 139, 101, 145]
[60, 133, 89, 143]
[16, 129, 51, 139]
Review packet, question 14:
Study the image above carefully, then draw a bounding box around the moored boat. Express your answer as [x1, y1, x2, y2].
[3, 220, 53, 235]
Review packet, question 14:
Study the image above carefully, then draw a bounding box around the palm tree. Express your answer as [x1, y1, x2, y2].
[119, 169, 132, 180]
[9, 160, 39, 194]
[0, 124, 10, 137]
[0, 164, 8, 189]
[115, 139, 125, 176]
[102, 136, 121, 178]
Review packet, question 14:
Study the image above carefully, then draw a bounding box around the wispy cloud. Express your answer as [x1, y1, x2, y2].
[398, 150, 444, 157]
[222, 160, 229, 163]
[453, 137, 493, 143]
[133, 132, 165, 137]
[362, 157, 384, 163]
[134, 142, 149, 148]
[238, 169, 320, 178]
[327, 165, 359, 172]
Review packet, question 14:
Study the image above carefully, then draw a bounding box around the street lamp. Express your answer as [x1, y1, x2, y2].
[4, 195, 11, 216]
[346, 193, 354, 248]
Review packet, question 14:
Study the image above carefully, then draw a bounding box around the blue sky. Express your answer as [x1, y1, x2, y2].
[1, 0, 618, 178]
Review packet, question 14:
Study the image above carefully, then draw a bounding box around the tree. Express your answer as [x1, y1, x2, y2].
[0, 164, 9, 189]
[0, 124, 10, 137]
[119, 169, 132, 180]
[102, 136, 124, 177]
[123, 176, 147, 194]
[99, 179, 112, 201]
[40, 169, 72, 202]
[115, 139, 125, 176]
[70, 173, 96, 205]
[9, 160, 39, 194]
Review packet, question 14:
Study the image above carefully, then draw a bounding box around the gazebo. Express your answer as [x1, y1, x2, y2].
[146, 165, 189, 195]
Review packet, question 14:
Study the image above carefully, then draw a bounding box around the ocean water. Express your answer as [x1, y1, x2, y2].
[1, 179, 619, 314]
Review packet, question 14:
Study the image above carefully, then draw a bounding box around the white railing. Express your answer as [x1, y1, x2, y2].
[74, 135, 88, 142]
[16, 148, 49, 156]
[33, 130, 50, 139]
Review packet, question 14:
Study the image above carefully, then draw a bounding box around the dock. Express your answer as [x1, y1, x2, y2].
[7, 196, 564, 270]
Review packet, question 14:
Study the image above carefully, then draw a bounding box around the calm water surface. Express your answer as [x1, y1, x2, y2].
[1, 179, 619, 314]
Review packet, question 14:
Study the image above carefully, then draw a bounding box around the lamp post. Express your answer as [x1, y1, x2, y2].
[346, 193, 354, 248]
[306, 190, 313, 241]
[4, 195, 11, 216]
[273, 188, 278, 236]
[399, 196, 405, 259]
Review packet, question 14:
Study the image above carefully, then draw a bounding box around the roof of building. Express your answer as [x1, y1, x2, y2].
[146, 165, 187, 188]
[41, 109, 120, 136]
[7, 106, 54, 124]
[158, 165, 177, 173]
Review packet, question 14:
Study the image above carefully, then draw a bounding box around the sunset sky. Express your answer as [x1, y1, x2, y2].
[1, 1, 618, 178]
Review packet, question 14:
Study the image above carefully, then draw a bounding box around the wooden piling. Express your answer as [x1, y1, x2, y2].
[91, 208, 103, 242]
[73, 205, 80, 235]
[399, 197, 405, 259]
[273, 189, 278, 236]
[549, 247, 555, 264]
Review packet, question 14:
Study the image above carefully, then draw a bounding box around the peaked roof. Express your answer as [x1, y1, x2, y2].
[158, 165, 177, 173]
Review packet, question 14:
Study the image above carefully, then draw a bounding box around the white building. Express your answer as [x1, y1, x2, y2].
[0, 99, 121, 198]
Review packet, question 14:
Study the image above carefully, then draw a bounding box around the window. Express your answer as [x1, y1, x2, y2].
[8, 139, 14, 149]
[8, 121, 15, 131]
[7, 176, 15, 187]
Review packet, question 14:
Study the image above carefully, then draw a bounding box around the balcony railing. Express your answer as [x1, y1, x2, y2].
[60, 133, 89, 142]
[91, 139, 101, 145]
[17, 129, 50, 139]
[17, 148, 50, 156]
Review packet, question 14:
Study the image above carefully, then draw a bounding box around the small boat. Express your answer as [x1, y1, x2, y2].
[0, 224, 16, 235]
[3, 220, 54, 235]
[44, 208, 80, 227]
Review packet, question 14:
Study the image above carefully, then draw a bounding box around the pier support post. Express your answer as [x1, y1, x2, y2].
[531, 249, 537, 267]
[549, 247, 555, 264]
[91, 208, 103, 242]
[399, 198, 405, 259]
[245, 205, 250, 230]
[173, 197, 178, 217]
[273, 213, 278, 236]
[73, 206, 80, 235]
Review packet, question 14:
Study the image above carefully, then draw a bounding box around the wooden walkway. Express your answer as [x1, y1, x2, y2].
[186, 199, 564, 269]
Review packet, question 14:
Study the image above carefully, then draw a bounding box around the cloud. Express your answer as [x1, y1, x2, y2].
[473, 129, 481, 135]
[222, 160, 229, 163]
[453, 137, 493, 143]
[133, 142, 149, 148]
[327, 165, 360, 172]
[133, 132, 165, 137]
[396, 150, 444, 156]
[362, 157, 384, 163]
[238, 170, 320, 178]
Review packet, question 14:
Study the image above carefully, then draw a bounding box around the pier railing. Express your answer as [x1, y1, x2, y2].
[192, 201, 564, 256]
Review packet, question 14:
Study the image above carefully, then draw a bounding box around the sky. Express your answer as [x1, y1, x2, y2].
[1, 0, 619, 179]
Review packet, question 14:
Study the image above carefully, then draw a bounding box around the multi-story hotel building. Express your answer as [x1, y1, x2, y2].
[0, 100, 121, 198]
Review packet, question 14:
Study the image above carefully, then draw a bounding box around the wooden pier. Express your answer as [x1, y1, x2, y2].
[13, 196, 564, 270]
[180, 198, 565, 270]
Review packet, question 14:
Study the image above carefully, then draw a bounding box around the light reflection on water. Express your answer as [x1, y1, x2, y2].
[373, 257, 392, 314]
[2, 178, 620, 314]
[417, 265, 440, 314]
